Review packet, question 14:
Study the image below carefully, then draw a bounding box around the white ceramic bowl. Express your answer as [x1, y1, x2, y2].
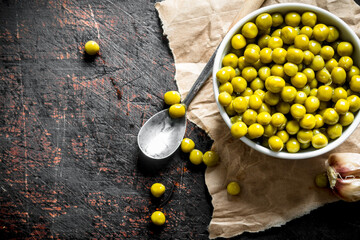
[213, 3, 360, 159]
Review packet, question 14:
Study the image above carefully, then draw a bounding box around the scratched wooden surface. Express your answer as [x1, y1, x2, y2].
[1, 0, 360, 239]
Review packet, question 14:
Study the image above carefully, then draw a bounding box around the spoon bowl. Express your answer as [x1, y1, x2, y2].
[137, 109, 186, 160]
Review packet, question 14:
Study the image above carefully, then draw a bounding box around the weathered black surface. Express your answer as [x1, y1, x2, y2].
[0, 0, 359, 239]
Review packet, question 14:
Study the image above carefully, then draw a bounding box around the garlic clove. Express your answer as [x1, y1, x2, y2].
[327, 153, 360, 178]
[326, 153, 360, 202]
[332, 178, 360, 202]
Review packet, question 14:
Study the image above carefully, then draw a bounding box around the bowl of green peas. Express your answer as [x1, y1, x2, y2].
[213, 3, 360, 159]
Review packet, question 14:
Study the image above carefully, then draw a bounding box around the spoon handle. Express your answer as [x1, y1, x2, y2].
[182, 46, 218, 107]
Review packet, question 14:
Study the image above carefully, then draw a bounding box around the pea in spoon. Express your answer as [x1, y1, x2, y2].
[137, 9, 248, 160]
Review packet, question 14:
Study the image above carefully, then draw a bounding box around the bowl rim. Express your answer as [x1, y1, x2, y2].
[212, 3, 360, 160]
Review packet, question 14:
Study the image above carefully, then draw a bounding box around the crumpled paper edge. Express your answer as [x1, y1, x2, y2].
[154, 0, 360, 239]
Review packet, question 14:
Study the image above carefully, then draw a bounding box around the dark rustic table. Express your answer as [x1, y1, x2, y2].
[1, 0, 360, 239]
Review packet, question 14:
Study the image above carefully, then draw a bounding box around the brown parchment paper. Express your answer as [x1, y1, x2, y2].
[155, 0, 360, 238]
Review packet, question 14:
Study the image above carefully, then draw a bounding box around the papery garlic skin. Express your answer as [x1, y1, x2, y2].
[326, 165, 338, 189]
[326, 153, 360, 202]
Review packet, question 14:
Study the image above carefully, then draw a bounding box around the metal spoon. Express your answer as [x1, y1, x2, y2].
[137, 7, 250, 160]
[137, 52, 215, 160]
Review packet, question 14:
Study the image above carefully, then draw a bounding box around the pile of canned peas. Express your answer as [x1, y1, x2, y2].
[216, 11, 360, 153]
